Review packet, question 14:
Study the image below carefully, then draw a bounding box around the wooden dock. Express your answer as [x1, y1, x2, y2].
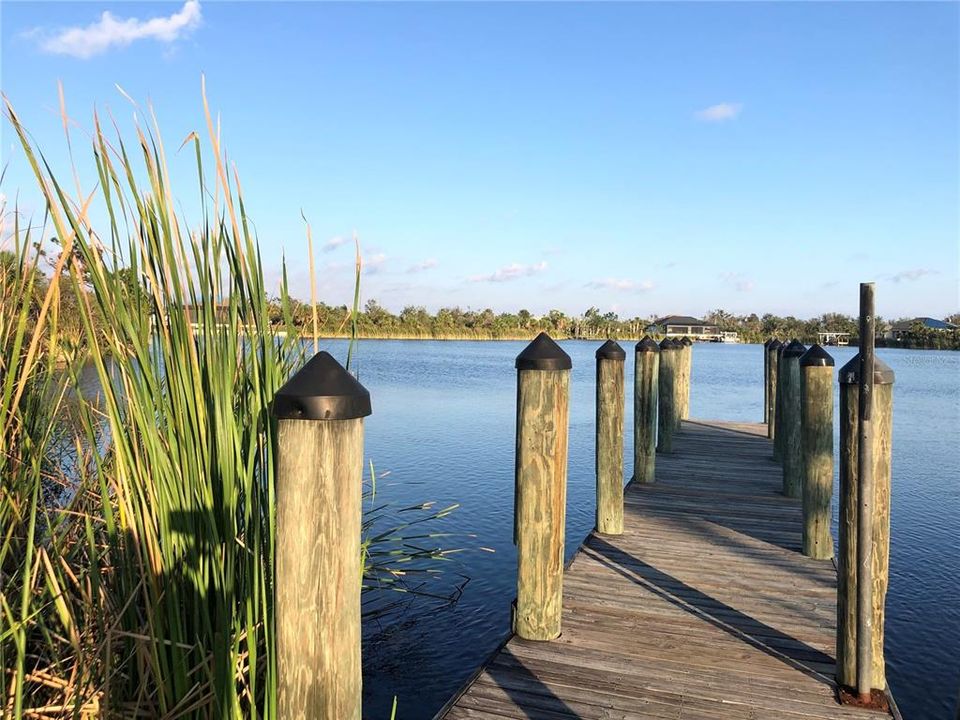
[436, 419, 896, 720]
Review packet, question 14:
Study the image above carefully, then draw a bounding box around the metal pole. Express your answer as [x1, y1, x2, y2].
[856, 282, 876, 702]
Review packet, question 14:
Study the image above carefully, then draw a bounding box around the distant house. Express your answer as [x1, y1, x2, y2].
[645, 315, 721, 341]
[883, 317, 959, 341]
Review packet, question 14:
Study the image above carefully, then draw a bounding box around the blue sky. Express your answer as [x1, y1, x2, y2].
[2, 1, 958, 319]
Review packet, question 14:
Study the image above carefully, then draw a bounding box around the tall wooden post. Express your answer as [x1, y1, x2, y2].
[855, 283, 878, 703]
[596, 340, 625, 535]
[673, 340, 686, 431]
[767, 339, 782, 442]
[273, 351, 371, 720]
[656, 338, 680, 453]
[800, 344, 835, 560]
[514, 332, 571, 641]
[679, 336, 693, 420]
[780, 340, 806, 497]
[836, 352, 894, 694]
[763, 339, 771, 423]
[633, 337, 660, 484]
[773, 341, 787, 461]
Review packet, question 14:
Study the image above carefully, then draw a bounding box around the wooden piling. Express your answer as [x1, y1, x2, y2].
[679, 336, 693, 420]
[773, 340, 787, 460]
[767, 339, 782, 442]
[799, 344, 835, 560]
[514, 332, 571, 641]
[633, 337, 660, 484]
[675, 338, 686, 424]
[836, 353, 895, 693]
[855, 282, 879, 702]
[272, 351, 371, 720]
[780, 340, 806, 497]
[763, 339, 771, 423]
[596, 340, 626, 535]
[656, 338, 680, 453]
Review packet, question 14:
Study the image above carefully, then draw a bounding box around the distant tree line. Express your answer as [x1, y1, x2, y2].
[7, 249, 956, 350]
[268, 296, 960, 349]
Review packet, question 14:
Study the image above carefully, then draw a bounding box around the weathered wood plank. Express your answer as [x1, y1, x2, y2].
[436, 419, 895, 720]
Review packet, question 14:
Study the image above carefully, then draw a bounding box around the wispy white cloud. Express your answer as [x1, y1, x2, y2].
[470, 261, 547, 283]
[719, 272, 755, 292]
[363, 252, 387, 275]
[406, 258, 438, 274]
[322, 235, 348, 253]
[30, 0, 202, 59]
[585, 278, 655, 293]
[695, 102, 743, 122]
[889, 268, 937, 283]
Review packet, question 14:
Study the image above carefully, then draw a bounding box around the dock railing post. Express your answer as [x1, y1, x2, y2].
[767, 339, 782, 443]
[633, 337, 660, 484]
[856, 282, 879, 703]
[679, 336, 693, 420]
[799, 344, 835, 560]
[272, 351, 371, 720]
[514, 332, 571, 641]
[596, 340, 626, 535]
[780, 340, 806, 497]
[836, 346, 894, 698]
[773, 340, 787, 461]
[656, 338, 680, 453]
[763, 339, 771, 423]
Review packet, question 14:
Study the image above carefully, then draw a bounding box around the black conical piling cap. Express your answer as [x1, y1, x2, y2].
[635, 336, 660, 353]
[838, 354, 895, 385]
[799, 344, 835, 368]
[272, 351, 372, 420]
[516, 332, 572, 371]
[768, 339, 783, 351]
[782, 339, 807, 358]
[764, 338, 773, 348]
[659, 337, 676, 351]
[680, 337, 693, 346]
[596, 340, 626, 360]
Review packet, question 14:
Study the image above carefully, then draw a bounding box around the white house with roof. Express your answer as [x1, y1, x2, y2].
[645, 315, 721, 341]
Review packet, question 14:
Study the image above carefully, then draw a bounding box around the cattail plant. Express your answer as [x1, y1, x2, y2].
[1, 86, 460, 719]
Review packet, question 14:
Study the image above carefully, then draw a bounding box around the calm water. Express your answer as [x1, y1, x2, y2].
[325, 340, 960, 719]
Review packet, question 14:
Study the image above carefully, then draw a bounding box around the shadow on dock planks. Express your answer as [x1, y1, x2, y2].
[434, 419, 900, 720]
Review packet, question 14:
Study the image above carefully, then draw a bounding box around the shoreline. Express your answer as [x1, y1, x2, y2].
[297, 333, 958, 350]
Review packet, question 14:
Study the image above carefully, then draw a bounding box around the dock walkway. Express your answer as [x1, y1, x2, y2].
[437, 419, 894, 719]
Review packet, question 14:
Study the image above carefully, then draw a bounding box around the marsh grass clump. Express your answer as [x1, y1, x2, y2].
[0, 87, 460, 719]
